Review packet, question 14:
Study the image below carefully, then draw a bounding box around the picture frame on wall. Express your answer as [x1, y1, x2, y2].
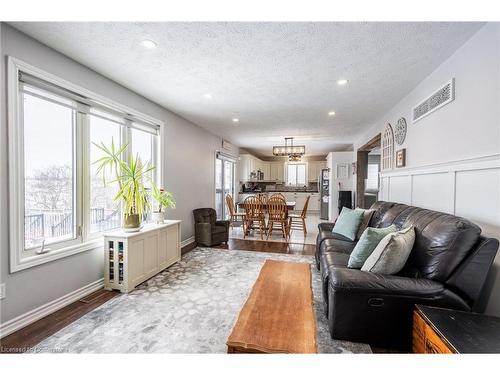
[336, 163, 349, 179]
[396, 149, 406, 168]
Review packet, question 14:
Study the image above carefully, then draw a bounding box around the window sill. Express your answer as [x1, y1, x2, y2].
[10, 238, 103, 273]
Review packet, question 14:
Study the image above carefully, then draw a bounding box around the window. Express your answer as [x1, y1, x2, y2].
[8, 57, 162, 272]
[286, 163, 306, 186]
[89, 114, 122, 233]
[366, 163, 380, 191]
[23, 89, 77, 249]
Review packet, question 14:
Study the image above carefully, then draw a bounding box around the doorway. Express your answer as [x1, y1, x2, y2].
[356, 134, 381, 209]
[215, 152, 236, 220]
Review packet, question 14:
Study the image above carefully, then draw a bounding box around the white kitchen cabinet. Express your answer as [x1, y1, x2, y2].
[104, 220, 181, 293]
[270, 162, 284, 181]
[260, 162, 270, 180]
[308, 161, 328, 181]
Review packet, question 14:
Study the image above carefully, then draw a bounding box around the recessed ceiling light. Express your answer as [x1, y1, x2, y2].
[337, 79, 349, 86]
[232, 118, 239, 123]
[203, 94, 213, 99]
[141, 39, 158, 49]
[328, 111, 336, 116]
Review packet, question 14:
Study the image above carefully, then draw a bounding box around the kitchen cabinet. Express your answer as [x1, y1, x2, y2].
[270, 162, 284, 182]
[308, 161, 327, 181]
[239, 155, 273, 181]
[260, 162, 270, 180]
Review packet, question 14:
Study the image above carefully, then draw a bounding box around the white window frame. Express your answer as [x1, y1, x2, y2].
[285, 162, 308, 186]
[8, 57, 163, 272]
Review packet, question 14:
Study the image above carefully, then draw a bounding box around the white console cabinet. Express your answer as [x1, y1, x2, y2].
[104, 220, 181, 293]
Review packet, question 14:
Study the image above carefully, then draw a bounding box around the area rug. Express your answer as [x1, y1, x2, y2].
[33, 247, 371, 353]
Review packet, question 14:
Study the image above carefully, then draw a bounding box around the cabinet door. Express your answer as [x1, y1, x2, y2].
[239, 156, 249, 181]
[166, 224, 180, 266]
[278, 164, 284, 181]
[144, 233, 159, 279]
[308, 193, 319, 210]
[270, 163, 283, 181]
[261, 162, 270, 180]
[308, 162, 316, 181]
[158, 228, 168, 269]
[128, 238, 145, 286]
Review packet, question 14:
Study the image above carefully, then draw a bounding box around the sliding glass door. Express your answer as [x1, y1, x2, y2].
[215, 153, 236, 220]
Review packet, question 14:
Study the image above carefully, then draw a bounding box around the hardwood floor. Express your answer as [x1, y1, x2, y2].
[0, 289, 119, 353]
[212, 238, 316, 255]
[1, 239, 387, 354]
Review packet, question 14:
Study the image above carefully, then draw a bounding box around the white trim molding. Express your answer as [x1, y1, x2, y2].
[181, 236, 195, 249]
[0, 279, 104, 338]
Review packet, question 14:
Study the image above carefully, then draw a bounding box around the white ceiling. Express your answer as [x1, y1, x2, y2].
[10, 22, 483, 156]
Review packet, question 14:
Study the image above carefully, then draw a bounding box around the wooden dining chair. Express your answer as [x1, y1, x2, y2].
[270, 193, 286, 201]
[288, 195, 310, 236]
[266, 196, 288, 239]
[257, 193, 268, 205]
[225, 194, 246, 231]
[243, 196, 266, 240]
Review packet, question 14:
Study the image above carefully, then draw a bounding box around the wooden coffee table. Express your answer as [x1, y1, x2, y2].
[226, 259, 317, 353]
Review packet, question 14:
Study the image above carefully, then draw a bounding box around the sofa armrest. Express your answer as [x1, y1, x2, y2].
[328, 268, 445, 297]
[318, 222, 335, 232]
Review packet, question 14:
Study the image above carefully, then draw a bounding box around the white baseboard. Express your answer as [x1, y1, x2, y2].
[181, 236, 195, 248]
[0, 278, 104, 339]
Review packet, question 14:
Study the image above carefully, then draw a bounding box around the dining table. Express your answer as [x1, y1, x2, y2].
[237, 201, 296, 217]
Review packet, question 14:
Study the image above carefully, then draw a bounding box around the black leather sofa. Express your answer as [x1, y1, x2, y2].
[316, 201, 499, 350]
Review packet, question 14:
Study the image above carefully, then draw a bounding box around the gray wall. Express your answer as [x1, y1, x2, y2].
[354, 23, 500, 316]
[0, 23, 238, 324]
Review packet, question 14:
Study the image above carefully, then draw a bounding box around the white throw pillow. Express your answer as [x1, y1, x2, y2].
[361, 226, 415, 275]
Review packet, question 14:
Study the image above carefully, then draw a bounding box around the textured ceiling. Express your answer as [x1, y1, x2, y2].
[10, 22, 483, 156]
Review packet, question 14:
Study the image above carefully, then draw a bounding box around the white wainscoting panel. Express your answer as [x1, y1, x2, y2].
[378, 154, 500, 317]
[455, 168, 500, 238]
[387, 175, 411, 204]
[412, 172, 455, 214]
[380, 177, 390, 201]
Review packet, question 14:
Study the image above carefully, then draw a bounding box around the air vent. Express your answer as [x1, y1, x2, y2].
[412, 79, 455, 123]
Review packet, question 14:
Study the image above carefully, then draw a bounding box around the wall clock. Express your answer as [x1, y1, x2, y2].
[394, 117, 407, 145]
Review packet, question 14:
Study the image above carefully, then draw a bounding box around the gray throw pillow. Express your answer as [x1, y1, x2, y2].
[332, 207, 364, 241]
[354, 208, 375, 240]
[347, 225, 397, 269]
[361, 226, 416, 275]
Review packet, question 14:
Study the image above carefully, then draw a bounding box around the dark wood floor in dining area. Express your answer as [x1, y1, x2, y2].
[212, 238, 316, 255]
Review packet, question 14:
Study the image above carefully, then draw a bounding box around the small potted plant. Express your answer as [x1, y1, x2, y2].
[151, 185, 176, 224]
[93, 139, 154, 232]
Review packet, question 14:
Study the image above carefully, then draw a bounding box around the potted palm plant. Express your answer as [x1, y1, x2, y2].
[151, 185, 176, 223]
[93, 139, 154, 232]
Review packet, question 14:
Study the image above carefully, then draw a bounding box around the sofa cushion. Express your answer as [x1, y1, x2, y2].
[361, 226, 415, 275]
[332, 207, 364, 241]
[355, 208, 375, 240]
[368, 201, 397, 228]
[400, 208, 481, 282]
[320, 237, 357, 256]
[348, 225, 397, 269]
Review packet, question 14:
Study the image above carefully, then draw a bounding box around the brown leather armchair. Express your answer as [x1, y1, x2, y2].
[193, 208, 229, 246]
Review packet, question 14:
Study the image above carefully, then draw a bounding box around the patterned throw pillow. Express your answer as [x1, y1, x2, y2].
[347, 225, 397, 269]
[361, 227, 416, 275]
[332, 207, 364, 241]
